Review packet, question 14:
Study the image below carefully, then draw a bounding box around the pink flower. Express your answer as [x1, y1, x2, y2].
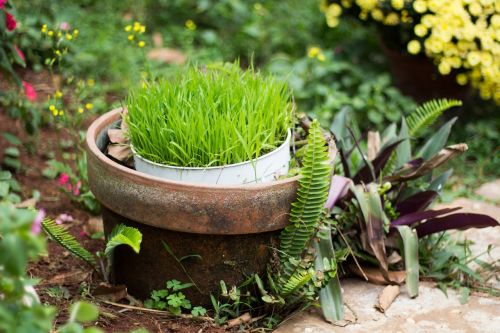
[22, 81, 37, 101]
[59, 21, 70, 31]
[73, 181, 81, 196]
[31, 209, 46, 235]
[79, 230, 88, 238]
[58, 173, 70, 185]
[55, 213, 74, 225]
[14, 45, 25, 62]
[5, 11, 16, 31]
[0, 0, 7, 10]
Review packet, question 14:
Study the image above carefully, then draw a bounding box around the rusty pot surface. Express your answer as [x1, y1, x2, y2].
[86, 109, 299, 303]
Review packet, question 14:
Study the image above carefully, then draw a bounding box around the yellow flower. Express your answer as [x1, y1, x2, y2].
[468, 2, 482, 16]
[54, 90, 63, 99]
[73, 29, 79, 37]
[87, 79, 95, 86]
[308, 46, 321, 58]
[413, 0, 427, 13]
[185, 19, 197, 31]
[138, 41, 145, 48]
[326, 16, 340, 27]
[384, 12, 399, 25]
[78, 107, 84, 114]
[57, 31, 62, 38]
[85, 103, 94, 110]
[139, 25, 146, 34]
[49, 105, 56, 111]
[467, 52, 481, 66]
[58, 110, 64, 116]
[391, 0, 404, 10]
[124, 25, 132, 32]
[414, 24, 427, 37]
[327, 3, 342, 16]
[491, 15, 500, 28]
[128, 34, 134, 41]
[51, 109, 58, 116]
[407, 40, 421, 54]
[371, 9, 384, 21]
[48, 30, 54, 37]
[438, 61, 451, 75]
[65, 33, 73, 40]
[41, 24, 47, 33]
[55, 49, 61, 56]
[456, 73, 468, 85]
[317, 53, 326, 62]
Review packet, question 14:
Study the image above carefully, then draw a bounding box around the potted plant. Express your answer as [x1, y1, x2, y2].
[321, 0, 499, 104]
[126, 63, 293, 184]
[86, 63, 300, 305]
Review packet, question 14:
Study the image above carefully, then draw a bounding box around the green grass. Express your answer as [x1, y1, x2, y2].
[126, 62, 293, 167]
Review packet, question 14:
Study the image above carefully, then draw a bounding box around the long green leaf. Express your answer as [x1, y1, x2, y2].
[397, 226, 419, 298]
[42, 219, 97, 268]
[418, 117, 457, 160]
[314, 227, 343, 321]
[395, 118, 411, 169]
[105, 224, 142, 257]
[351, 184, 391, 282]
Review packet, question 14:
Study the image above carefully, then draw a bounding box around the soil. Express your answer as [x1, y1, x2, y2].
[0, 73, 229, 332]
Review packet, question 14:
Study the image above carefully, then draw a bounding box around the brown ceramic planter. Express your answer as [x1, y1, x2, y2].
[86, 108, 299, 305]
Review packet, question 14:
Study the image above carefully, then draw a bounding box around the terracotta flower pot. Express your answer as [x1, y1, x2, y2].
[86, 108, 299, 305]
[381, 45, 471, 103]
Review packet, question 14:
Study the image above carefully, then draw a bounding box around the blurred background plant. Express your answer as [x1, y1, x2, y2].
[0, 0, 498, 330]
[321, 0, 500, 104]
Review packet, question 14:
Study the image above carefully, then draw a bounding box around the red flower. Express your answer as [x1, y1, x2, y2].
[14, 45, 25, 62]
[22, 81, 37, 101]
[5, 11, 16, 31]
[58, 172, 70, 185]
[0, 0, 7, 10]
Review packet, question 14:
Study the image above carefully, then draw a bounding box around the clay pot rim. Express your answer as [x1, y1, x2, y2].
[86, 108, 300, 191]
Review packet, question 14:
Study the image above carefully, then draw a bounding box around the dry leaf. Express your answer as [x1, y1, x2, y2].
[107, 144, 132, 162]
[375, 285, 400, 313]
[227, 312, 252, 328]
[367, 131, 381, 161]
[108, 129, 127, 144]
[350, 265, 405, 285]
[385, 144, 468, 182]
[387, 251, 403, 265]
[15, 197, 38, 208]
[93, 283, 128, 302]
[41, 269, 90, 286]
[84, 216, 104, 236]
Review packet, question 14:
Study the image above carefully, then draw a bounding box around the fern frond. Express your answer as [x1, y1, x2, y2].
[42, 219, 97, 268]
[279, 120, 331, 263]
[105, 224, 142, 257]
[407, 99, 462, 137]
[281, 268, 314, 297]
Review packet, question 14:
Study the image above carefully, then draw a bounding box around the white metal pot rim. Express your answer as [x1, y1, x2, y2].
[130, 129, 292, 171]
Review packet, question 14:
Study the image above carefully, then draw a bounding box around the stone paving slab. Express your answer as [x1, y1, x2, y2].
[275, 195, 500, 333]
[274, 279, 500, 333]
[475, 179, 500, 202]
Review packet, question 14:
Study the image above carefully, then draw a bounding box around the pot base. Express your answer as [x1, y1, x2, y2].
[103, 207, 279, 306]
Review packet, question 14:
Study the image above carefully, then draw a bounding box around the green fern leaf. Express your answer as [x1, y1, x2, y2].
[279, 120, 331, 262]
[281, 268, 314, 296]
[105, 224, 142, 257]
[42, 219, 97, 268]
[407, 99, 462, 137]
